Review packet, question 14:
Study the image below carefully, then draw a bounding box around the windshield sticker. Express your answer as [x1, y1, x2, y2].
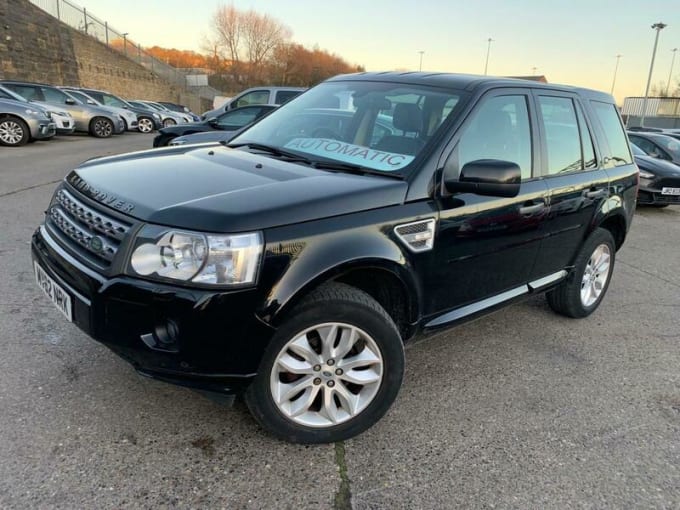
[284, 138, 414, 171]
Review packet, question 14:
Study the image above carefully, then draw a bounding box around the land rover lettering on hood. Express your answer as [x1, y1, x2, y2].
[31, 73, 637, 443]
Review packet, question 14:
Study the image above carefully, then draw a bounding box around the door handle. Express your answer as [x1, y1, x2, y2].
[519, 202, 545, 215]
[584, 188, 608, 199]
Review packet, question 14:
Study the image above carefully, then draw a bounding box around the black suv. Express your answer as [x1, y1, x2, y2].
[31, 73, 637, 443]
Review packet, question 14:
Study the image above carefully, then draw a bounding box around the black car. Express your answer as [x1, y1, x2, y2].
[31, 72, 637, 444]
[627, 131, 680, 166]
[631, 143, 680, 206]
[152, 104, 276, 147]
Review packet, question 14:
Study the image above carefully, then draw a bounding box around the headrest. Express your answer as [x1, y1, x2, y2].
[393, 103, 422, 132]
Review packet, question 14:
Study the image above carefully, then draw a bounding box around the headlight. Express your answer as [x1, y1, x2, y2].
[638, 169, 655, 179]
[129, 226, 263, 287]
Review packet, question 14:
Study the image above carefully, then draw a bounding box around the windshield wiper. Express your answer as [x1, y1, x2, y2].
[310, 160, 404, 179]
[225, 141, 312, 163]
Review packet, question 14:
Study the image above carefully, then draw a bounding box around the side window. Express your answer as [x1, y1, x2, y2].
[458, 95, 533, 179]
[576, 104, 597, 169]
[590, 101, 632, 165]
[41, 87, 70, 104]
[537, 96, 582, 174]
[235, 90, 270, 108]
[274, 90, 300, 105]
[217, 107, 262, 128]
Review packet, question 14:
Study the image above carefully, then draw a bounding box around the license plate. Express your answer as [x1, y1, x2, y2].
[661, 187, 680, 195]
[34, 261, 72, 322]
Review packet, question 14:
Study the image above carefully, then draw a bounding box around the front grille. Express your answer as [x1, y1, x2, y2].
[47, 188, 132, 266]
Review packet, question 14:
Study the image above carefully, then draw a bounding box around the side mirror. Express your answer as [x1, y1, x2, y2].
[87, 100, 96, 105]
[445, 159, 521, 198]
[65, 98, 76, 105]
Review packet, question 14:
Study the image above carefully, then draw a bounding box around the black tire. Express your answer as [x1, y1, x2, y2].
[546, 228, 616, 318]
[0, 116, 30, 146]
[89, 117, 114, 138]
[138, 117, 155, 133]
[245, 282, 404, 444]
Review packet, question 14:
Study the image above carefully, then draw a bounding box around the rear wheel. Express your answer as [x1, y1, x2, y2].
[245, 283, 404, 443]
[138, 117, 154, 133]
[0, 116, 30, 146]
[89, 117, 114, 138]
[547, 228, 616, 318]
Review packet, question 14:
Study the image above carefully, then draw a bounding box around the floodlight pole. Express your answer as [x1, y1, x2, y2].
[641, 22, 667, 127]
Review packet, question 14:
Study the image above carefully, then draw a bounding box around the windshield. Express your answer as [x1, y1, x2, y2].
[230, 80, 467, 174]
[101, 93, 127, 108]
[653, 135, 680, 158]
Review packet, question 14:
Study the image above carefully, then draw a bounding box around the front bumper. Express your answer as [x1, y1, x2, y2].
[639, 177, 680, 205]
[31, 225, 275, 394]
[32, 121, 57, 140]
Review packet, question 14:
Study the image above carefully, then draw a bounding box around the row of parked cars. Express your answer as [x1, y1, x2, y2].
[0, 79, 200, 146]
[626, 128, 680, 207]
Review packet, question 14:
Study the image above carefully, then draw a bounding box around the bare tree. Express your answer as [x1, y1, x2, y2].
[211, 4, 291, 86]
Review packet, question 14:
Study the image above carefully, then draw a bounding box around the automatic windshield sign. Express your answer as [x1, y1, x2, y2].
[284, 138, 414, 171]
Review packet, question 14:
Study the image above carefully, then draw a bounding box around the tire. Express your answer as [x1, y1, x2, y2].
[89, 117, 114, 138]
[245, 282, 404, 444]
[546, 228, 616, 318]
[162, 118, 176, 128]
[0, 116, 30, 146]
[138, 117, 154, 133]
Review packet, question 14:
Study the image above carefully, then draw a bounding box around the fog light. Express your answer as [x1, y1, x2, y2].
[140, 319, 180, 352]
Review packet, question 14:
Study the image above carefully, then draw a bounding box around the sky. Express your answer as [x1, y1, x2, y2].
[75, 0, 680, 104]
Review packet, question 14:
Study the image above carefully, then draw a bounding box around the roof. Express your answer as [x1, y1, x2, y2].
[326, 72, 611, 102]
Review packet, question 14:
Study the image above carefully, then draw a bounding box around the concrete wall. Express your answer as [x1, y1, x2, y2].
[0, 0, 201, 109]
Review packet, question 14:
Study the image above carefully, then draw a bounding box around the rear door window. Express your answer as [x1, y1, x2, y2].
[590, 101, 632, 165]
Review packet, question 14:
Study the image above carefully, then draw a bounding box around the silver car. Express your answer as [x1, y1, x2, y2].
[134, 100, 190, 127]
[0, 84, 75, 135]
[0, 81, 124, 138]
[60, 88, 138, 132]
[0, 98, 56, 146]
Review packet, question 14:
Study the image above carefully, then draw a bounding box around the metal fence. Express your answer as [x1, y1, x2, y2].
[28, 0, 219, 103]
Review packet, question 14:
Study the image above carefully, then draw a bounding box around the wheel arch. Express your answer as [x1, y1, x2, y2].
[259, 256, 422, 342]
[594, 210, 627, 250]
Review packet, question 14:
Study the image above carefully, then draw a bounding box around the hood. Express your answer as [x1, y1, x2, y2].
[0, 98, 43, 114]
[34, 100, 114, 118]
[67, 146, 408, 232]
[635, 154, 680, 177]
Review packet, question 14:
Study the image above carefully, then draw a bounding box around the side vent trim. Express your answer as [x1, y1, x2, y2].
[394, 218, 436, 253]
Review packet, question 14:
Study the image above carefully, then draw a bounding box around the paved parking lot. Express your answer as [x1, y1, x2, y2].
[1, 134, 679, 509]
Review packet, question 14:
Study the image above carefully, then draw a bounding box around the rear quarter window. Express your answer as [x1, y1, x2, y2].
[590, 101, 632, 165]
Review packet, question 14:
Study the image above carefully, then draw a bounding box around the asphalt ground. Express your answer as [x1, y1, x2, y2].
[1, 133, 679, 509]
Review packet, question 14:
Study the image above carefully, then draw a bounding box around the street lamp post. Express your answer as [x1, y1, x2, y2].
[666, 48, 678, 96]
[122, 32, 129, 56]
[641, 22, 667, 127]
[611, 54, 622, 95]
[484, 38, 493, 75]
[418, 51, 424, 72]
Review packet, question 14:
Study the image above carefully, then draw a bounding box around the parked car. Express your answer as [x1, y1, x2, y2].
[627, 131, 680, 166]
[0, 98, 56, 146]
[31, 72, 637, 443]
[169, 129, 245, 146]
[153, 104, 277, 147]
[201, 86, 305, 120]
[0, 81, 124, 138]
[61, 88, 138, 132]
[75, 88, 160, 133]
[631, 143, 680, 207]
[0, 84, 75, 135]
[131, 100, 189, 127]
[158, 101, 200, 122]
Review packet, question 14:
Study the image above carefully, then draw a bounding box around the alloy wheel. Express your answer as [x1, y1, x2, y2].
[93, 118, 113, 137]
[138, 118, 153, 133]
[580, 243, 611, 307]
[0, 120, 24, 145]
[270, 322, 384, 428]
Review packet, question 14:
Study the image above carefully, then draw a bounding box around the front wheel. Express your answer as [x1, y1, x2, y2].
[137, 117, 154, 133]
[547, 228, 616, 318]
[90, 117, 114, 138]
[245, 283, 404, 444]
[0, 116, 30, 146]
[162, 118, 176, 128]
